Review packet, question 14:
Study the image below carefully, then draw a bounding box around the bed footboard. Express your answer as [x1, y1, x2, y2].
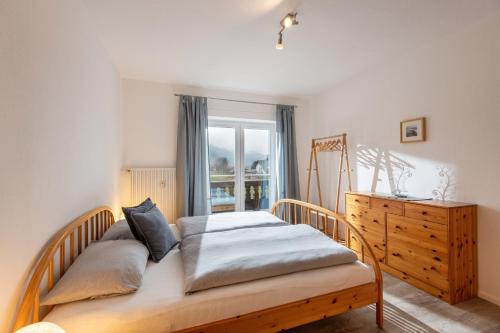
[177, 200, 384, 332]
[271, 199, 384, 328]
[176, 282, 380, 333]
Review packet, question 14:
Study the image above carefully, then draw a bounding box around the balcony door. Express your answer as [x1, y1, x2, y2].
[208, 119, 275, 213]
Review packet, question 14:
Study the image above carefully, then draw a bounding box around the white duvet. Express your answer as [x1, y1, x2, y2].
[182, 224, 358, 293]
[176, 211, 285, 239]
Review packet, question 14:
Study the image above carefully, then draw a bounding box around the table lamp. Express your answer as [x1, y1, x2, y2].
[14, 322, 65, 333]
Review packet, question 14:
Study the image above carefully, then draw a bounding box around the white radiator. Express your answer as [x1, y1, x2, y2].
[128, 168, 176, 223]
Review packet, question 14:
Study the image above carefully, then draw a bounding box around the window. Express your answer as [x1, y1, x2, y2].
[208, 119, 275, 213]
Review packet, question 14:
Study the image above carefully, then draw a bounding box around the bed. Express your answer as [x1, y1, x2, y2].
[14, 199, 383, 332]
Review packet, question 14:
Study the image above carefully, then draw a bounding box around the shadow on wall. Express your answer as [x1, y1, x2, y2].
[356, 144, 415, 194]
[356, 144, 458, 200]
[303, 143, 458, 211]
[432, 166, 456, 201]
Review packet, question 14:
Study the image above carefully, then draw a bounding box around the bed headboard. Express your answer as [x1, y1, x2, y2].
[14, 206, 115, 331]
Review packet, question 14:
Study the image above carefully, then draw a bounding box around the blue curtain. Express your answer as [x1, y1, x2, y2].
[176, 95, 209, 217]
[276, 105, 300, 200]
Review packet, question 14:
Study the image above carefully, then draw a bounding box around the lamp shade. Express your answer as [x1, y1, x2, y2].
[15, 322, 65, 333]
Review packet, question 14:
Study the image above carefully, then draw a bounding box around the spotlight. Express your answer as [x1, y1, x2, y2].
[275, 12, 298, 50]
[281, 13, 298, 28]
[276, 32, 284, 50]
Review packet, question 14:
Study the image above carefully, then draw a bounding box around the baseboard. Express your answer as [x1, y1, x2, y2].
[478, 290, 500, 306]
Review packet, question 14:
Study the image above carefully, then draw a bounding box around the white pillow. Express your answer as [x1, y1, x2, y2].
[41, 240, 148, 305]
[100, 220, 135, 241]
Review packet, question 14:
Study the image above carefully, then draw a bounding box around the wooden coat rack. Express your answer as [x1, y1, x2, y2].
[306, 133, 352, 214]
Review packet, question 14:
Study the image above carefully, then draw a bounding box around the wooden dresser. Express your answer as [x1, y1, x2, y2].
[345, 191, 477, 304]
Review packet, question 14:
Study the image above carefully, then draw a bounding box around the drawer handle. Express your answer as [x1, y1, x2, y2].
[395, 225, 402, 229]
[351, 214, 356, 217]
[383, 204, 389, 208]
[422, 211, 428, 215]
[373, 219, 378, 223]
[430, 234, 436, 239]
[392, 253, 401, 257]
[354, 199, 360, 203]
[433, 256, 441, 262]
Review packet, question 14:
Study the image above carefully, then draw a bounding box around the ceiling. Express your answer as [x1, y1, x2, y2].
[83, 0, 498, 96]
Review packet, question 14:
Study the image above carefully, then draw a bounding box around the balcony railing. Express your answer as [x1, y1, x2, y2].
[210, 179, 271, 213]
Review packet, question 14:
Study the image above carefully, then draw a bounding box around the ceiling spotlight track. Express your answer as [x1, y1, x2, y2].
[276, 12, 298, 50]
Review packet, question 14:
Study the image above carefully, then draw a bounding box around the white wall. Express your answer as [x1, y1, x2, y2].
[122, 79, 302, 168]
[296, 11, 500, 304]
[123, 80, 178, 168]
[121, 78, 304, 206]
[0, 1, 123, 331]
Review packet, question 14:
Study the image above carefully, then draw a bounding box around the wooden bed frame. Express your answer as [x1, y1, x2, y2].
[14, 199, 383, 332]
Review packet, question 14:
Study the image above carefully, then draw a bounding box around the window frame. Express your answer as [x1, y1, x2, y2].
[208, 117, 276, 212]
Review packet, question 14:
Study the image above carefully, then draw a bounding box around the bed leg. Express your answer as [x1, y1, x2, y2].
[376, 301, 384, 328]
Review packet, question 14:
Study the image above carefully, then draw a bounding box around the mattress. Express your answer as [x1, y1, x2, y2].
[45, 226, 375, 333]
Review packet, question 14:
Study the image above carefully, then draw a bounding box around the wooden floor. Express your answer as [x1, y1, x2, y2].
[287, 273, 500, 333]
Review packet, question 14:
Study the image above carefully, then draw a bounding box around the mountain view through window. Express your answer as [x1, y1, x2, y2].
[208, 123, 273, 213]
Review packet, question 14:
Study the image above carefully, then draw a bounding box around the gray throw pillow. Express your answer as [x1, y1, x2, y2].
[122, 198, 155, 240]
[130, 205, 178, 262]
[100, 220, 134, 241]
[41, 240, 149, 306]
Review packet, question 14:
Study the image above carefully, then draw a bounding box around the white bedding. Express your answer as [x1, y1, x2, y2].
[176, 211, 285, 239]
[45, 226, 375, 333]
[182, 224, 357, 293]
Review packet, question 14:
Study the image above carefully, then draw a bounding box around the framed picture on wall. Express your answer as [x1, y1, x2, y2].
[400, 117, 426, 143]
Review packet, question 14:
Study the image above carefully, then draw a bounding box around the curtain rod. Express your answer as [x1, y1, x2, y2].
[174, 94, 297, 108]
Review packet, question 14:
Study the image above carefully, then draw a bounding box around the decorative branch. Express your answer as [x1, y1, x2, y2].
[432, 166, 455, 201]
[391, 166, 413, 197]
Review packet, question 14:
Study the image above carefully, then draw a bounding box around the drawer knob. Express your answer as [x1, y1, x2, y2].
[434, 256, 441, 262]
[395, 225, 402, 229]
[383, 204, 389, 208]
[392, 253, 401, 257]
[422, 211, 428, 215]
[355, 199, 360, 203]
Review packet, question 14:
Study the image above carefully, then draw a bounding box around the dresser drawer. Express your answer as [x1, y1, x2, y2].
[387, 246, 448, 290]
[346, 194, 370, 208]
[345, 205, 385, 234]
[371, 197, 403, 215]
[387, 215, 447, 249]
[389, 237, 448, 266]
[348, 232, 385, 263]
[405, 203, 448, 225]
